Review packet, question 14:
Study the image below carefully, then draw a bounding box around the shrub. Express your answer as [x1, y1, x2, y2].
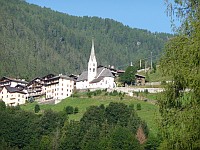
[74, 107, 79, 114]
[93, 92, 97, 96]
[99, 104, 105, 110]
[65, 106, 74, 114]
[87, 92, 92, 98]
[136, 103, 141, 110]
[34, 104, 40, 113]
[129, 104, 134, 110]
[161, 80, 166, 85]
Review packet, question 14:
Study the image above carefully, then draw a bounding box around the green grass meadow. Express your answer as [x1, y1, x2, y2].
[21, 93, 160, 136]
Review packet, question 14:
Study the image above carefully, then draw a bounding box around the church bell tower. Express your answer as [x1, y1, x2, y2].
[88, 38, 97, 82]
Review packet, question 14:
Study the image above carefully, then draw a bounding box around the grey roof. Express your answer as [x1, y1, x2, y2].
[76, 71, 88, 82]
[97, 67, 114, 78]
[77, 67, 114, 82]
[0, 77, 28, 84]
[90, 76, 104, 83]
[4, 85, 26, 94]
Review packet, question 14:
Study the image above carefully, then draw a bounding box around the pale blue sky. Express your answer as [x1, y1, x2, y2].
[26, 0, 175, 33]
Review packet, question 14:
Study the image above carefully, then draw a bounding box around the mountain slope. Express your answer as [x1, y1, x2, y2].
[0, 0, 172, 80]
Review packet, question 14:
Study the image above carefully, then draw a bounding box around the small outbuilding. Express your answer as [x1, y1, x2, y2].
[135, 74, 145, 86]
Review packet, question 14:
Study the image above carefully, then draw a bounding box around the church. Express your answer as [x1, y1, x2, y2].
[76, 39, 116, 89]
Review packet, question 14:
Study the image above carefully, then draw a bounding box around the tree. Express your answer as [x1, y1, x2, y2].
[158, 0, 200, 149]
[74, 107, 79, 114]
[34, 104, 40, 113]
[120, 66, 138, 85]
[65, 106, 74, 115]
[105, 102, 131, 126]
[0, 100, 6, 111]
[59, 121, 82, 150]
[109, 126, 140, 150]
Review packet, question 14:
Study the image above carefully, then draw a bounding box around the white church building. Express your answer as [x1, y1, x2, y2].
[76, 39, 116, 90]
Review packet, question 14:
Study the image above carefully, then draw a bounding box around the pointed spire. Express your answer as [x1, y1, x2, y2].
[89, 38, 96, 61]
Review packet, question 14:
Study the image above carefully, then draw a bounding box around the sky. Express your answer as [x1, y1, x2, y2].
[26, 0, 175, 33]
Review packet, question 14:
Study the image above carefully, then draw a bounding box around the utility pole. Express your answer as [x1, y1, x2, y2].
[140, 59, 142, 69]
[151, 51, 153, 69]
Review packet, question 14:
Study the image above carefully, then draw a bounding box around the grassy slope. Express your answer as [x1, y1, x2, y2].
[138, 67, 172, 82]
[21, 94, 160, 136]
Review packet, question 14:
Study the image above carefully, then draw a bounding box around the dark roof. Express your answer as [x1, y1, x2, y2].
[42, 74, 55, 79]
[135, 74, 146, 78]
[47, 75, 73, 81]
[4, 86, 26, 94]
[15, 84, 26, 90]
[0, 76, 28, 84]
[27, 77, 42, 86]
[90, 76, 104, 83]
[77, 67, 114, 82]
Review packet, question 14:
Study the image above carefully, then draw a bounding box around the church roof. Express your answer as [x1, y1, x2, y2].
[76, 71, 88, 82]
[77, 67, 114, 82]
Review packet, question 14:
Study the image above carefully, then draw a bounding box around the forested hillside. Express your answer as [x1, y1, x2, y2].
[0, 0, 172, 80]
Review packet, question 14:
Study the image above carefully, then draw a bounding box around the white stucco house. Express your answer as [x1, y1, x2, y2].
[76, 39, 116, 89]
[0, 86, 27, 106]
[43, 74, 74, 100]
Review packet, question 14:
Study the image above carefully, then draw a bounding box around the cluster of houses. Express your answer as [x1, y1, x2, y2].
[0, 74, 75, 106]
[0, 39, 146, 106]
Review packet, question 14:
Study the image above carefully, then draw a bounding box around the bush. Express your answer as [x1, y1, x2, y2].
[129, 104, 134, 110]
[65, 106, 74, 114]
[161, 80, 166, 85]
[74, 107, 79, 114]
[99, 104, 105, 110]
[136, 103, 141, 110]
[105, 92, 108, 96]
[87, 92, 92, 98]
[34, 104, 40, 113]
[0, 100, 6, 111]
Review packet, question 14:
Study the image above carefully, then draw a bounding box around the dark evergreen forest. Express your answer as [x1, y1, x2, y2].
[0, 0, 172, 80]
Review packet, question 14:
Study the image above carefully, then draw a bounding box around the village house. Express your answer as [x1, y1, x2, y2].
[26, 77, 45, 98]
[0, 76, 28, 88]
[0, 86, 27, 106]
[42, 74, 74, 100]
[135, 74, 146, 86]
[76, 39, 116, 90]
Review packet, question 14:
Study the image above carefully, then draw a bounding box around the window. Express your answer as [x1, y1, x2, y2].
[93, 63, 95, 66]
[62, 88, 63, 91]
[18, 94, 20, 97]
[93, 68, 95, 72]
